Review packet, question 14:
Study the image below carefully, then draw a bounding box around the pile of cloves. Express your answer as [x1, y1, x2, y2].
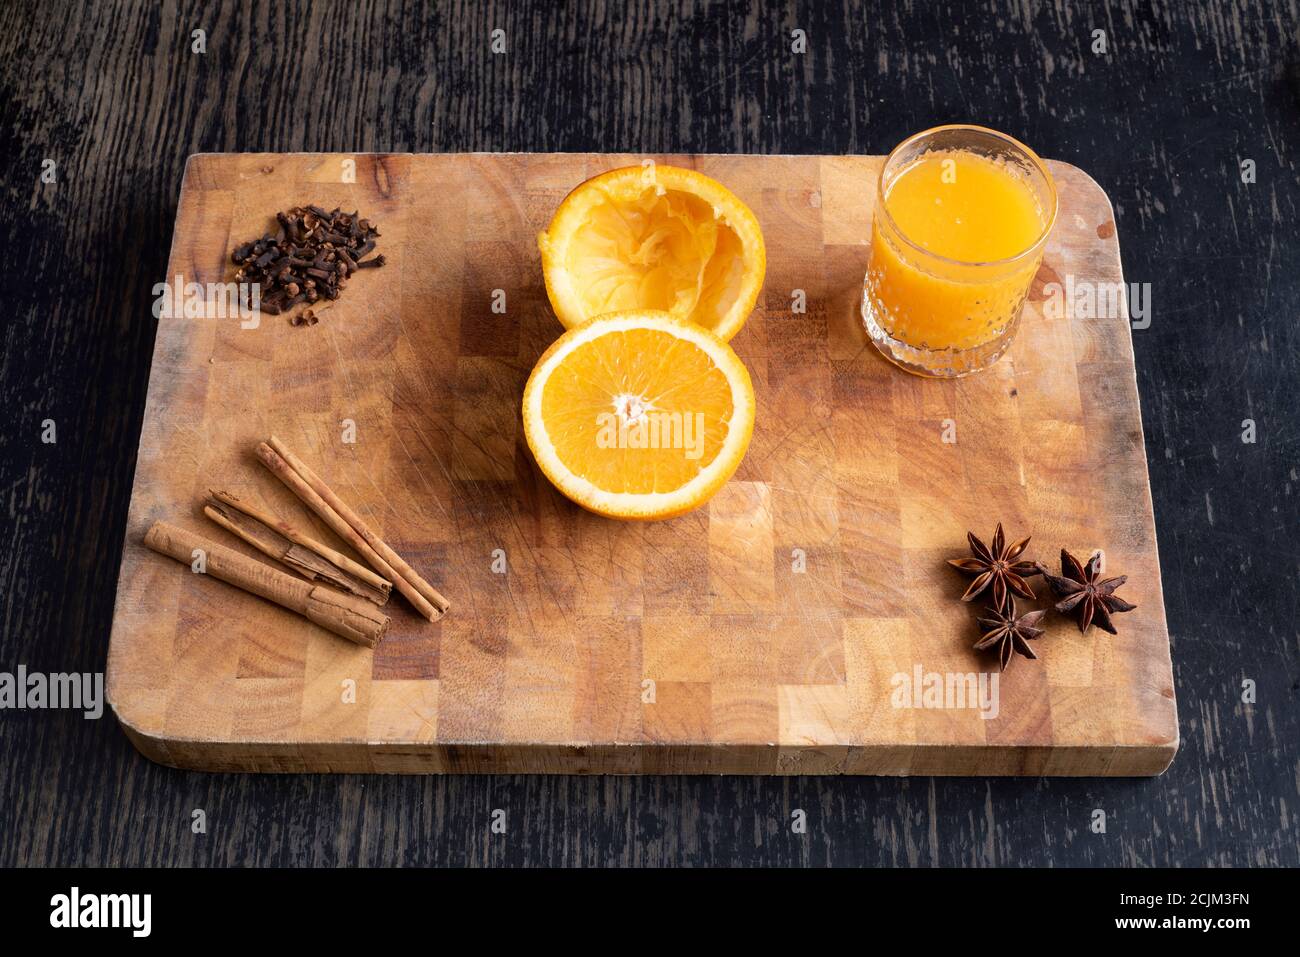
[230, 205, 386, 320]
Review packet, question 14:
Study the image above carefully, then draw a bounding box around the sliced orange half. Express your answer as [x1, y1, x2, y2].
[522, 310, 755, 520]
[537, 165, 766, 342]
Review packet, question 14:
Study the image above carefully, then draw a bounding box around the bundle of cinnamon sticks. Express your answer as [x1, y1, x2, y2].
[143, 436, 449, 648]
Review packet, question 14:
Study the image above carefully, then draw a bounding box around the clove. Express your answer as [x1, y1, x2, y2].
[229, 205, 384, 325]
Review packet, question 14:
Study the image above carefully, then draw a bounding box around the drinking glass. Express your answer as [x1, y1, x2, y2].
[862, 125, 1058, 377]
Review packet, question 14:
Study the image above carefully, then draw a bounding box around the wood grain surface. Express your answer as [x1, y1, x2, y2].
[1, 0, 1295, 864]
[107, 152, 1177, 775]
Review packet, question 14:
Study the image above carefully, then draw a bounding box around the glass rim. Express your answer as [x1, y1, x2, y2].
[876, 124, 1059, 269]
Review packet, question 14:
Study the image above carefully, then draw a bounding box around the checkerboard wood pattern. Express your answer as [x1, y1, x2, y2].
[106, 153, 1177, 774]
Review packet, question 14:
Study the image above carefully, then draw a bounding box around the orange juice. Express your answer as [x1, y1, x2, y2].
[885, 152, 1047, 263]
[863, 126, 1057, 377]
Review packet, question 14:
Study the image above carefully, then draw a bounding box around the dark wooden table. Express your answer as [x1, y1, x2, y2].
[2, 0, 1296, 867]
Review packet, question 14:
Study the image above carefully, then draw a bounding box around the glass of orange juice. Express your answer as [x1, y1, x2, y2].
[862, 125, 1058, 377]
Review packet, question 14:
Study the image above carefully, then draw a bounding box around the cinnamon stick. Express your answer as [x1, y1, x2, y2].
[206, 488, 392, 603]
[143, 521, 388, 647]
[268, 436, 451, 617]
[255, 441, 447, 621]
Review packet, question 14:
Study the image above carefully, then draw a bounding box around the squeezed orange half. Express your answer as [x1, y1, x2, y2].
[538, 166, 766, 342]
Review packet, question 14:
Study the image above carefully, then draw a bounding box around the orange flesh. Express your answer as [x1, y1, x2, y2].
[565, 187, 746, 332]
[539, 327, 734, 494]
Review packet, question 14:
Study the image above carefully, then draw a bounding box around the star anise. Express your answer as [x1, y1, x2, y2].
[974, 594, 1048, 671]
[1036, 549, 1136, 635]
[947, 523, 1041, 606]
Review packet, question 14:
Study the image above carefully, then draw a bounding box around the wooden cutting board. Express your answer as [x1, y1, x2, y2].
[106, 152, 1178, 775]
